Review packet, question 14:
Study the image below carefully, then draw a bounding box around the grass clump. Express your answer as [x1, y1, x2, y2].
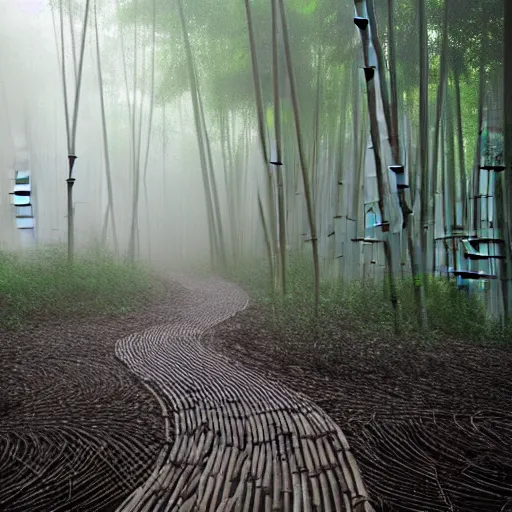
[0, 245, 163, 329]
[227, 258, 512, 351]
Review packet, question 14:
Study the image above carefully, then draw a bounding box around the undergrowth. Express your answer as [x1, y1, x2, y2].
[226, 257, 512, 351]
[0, 245, 163, 329]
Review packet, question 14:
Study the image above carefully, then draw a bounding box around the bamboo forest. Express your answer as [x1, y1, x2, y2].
[1, 0, 511, 510]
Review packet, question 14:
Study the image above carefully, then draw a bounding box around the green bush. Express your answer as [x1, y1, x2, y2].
[228, 258, 512, 348]
[0, 245, 163, 329]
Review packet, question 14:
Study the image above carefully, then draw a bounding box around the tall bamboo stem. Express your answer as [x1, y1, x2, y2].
[244, 0, 277, 282]
[94, 4, 119, 255]
[271, 0, 286, 294]
[176, 0, 219, 268]
[278, 0, 320, 314]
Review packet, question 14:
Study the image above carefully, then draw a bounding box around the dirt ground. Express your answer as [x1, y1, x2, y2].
[0, 280, 186, 511]
[209, 304, 512, 512]
[2, 275, 512, 511]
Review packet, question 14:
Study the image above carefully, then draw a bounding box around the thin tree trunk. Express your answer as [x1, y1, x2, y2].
[220, 112, 237, 264]
[141, 0, 157, 262]
[94, 5, 119, 255]
[354, 0, 399, 331]
[429, 0, 449, 274]
[116, 0, 134, 178]
[59, 0, 90, 262]
[258, 193, 275, 294]
[366, 0, 393, 154]
[311, 51, 322, 209]
[176, 0, 218, 268]
[387, 0, 400, 162]
[58, 0, 71, 151]
[245, 0, 277, 282]
[418, 0, 429, 277]
[197, 87, 227, 268]
[472, 22, 487, 235]
[69, 0, 90, 156]
[447, 86, 457, 232]
[127, 8, 139, 260]
[502, 0, 512, 319]
[334, 71, 350, 219]
[388, 0, 427, 327]
[454, 69, 467, 227]
[67, 0, 78, 82]
[271, 0, 286, 294]
[278, 0, 320, 314]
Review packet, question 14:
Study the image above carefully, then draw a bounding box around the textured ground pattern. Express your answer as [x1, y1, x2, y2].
[211, 304, 512, 512]
[0, 304, 166, 511]
[115, 275, 373, 512]
[0, 276, 373, 511]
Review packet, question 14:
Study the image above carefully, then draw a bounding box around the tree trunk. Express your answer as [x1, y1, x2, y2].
[354, 0, 399, 331]
[271, 0, 287, 294]
[141, 0, 157, 262]
[177, 0, 219, 269]
[388, 0, 427, 328]
[472, 21, 487, 235]
[454, 69, 467, 227]
[278, 0, 320, 314]
[94, 5, 119, 255]
[59, 0, 90, 262]
[502, 0, 512, 318]
[429, 0, 449, 274]
[245, 0, 277, 282]
[198, 91, 227, 268]
[418, 0, 429, 277]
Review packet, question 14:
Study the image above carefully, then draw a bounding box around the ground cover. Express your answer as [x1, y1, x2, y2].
[210, 262, 512, 511]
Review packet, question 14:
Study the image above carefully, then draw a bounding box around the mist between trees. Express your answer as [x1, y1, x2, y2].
[1, 0, 510, 332]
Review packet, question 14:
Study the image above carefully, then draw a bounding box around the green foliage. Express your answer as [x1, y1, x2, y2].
[229, 259, 512, 350]
[0, 245, 163, 329]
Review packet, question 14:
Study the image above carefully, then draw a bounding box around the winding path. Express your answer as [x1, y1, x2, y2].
[115, 275, 374, 512]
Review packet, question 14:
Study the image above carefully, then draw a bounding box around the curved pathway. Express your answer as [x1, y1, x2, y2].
[115, 275, 374, 512]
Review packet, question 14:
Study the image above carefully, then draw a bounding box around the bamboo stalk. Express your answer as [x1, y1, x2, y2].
[197, 87, 227, 268]
[128, 6, 141, 261]
[115, 0, 135, 180]
[58, 0, 71, 152]
[418, 0, 429, 278]
[57, 0, 91, 262]
[387, 0, 427, 328]
[354, 0, 399, 330]
[387, 0, 400, 163]
[69, 0, 90, 156]
[142, 0, 157, 263]
[446, 85, 457, 233]
[271, 0, 287, 295]
[472, 16, 487, 236]
[176, 0, 219, 269]
[244, 0, 277, 283]
[277, 0, 320, 314]
[94, 3, 119, 256]
[67, 0, 78, 83]
[429, 0, 449, 274]
[501, 0, 512, 319]
[258, 193, 275, 295]
[454, 69, 467, 227]
[366, 0, 394, 157]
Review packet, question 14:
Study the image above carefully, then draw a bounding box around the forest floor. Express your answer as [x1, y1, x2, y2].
[210, 304, 512, 512]
[0, 280, 184, 511]
[2, 275, 512, 511]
